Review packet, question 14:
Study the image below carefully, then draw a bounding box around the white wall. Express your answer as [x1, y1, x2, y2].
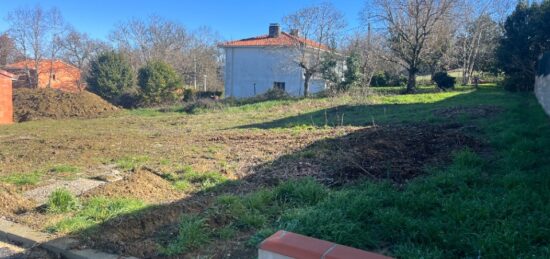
[535, 75, 550, 116]
[224, 46, 325, 98]
[535, 52, 550, 116]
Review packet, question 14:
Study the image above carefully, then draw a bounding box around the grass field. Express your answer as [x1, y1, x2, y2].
[0, 84, 549, 258]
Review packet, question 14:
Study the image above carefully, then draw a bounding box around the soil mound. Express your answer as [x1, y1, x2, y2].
[0, 183, 35, 216]
[81, 168, 183, 203]
[13, 88, 118, 122]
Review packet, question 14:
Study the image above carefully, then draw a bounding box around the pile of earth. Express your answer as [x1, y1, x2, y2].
[0, 183, 35, 216]
[250, 123, 483, 185]
[81, 168, 184, 204]
[13, 88, 118, 122]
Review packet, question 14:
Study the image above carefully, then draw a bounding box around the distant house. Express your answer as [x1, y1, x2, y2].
[219, 23, 337, 98]
[4, 59, 82, 92]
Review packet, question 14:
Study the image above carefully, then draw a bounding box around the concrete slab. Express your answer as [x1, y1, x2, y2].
[24, 178, 106, 205]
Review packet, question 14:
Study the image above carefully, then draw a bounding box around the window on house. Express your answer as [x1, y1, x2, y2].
[273, 81, 285, 91]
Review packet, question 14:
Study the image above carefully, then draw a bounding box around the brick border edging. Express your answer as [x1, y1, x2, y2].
[259, 230, 393, 259]
[0, 219, 137, 259]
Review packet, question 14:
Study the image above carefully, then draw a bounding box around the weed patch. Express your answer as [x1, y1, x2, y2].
[46, 188, 79, 213]
[49, 197, 146, 234]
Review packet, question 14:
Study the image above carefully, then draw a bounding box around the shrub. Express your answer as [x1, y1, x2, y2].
[47, 188, 79, 213]
[138, 61, 183, 105]
[432, 71, 456, 90]
[371, 71, 407, 87]
[181, 99, 226, 114]
[86, 51, 136, 107]
[183, 89, 223, 102]
[162, 215, 210, 255]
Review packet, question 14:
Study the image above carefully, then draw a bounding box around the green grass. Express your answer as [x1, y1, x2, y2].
[2, 171, 43, 186]
[49, 197, 146, 234]
[161, 215, 211, 256]
[46, 188, 79, 214]
[165, 168, 228, 192]
[161, 86, 550, 258]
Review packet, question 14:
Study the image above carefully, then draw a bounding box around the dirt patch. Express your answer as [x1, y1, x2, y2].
[0, 183, 35, 216]
[251, 123, 482, 185]
[432, 105, 501, 119]
[13, 88, 118, 122]
[81, 168, 184, 204]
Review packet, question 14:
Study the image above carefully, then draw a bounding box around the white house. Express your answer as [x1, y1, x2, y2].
[219, 24, 333, 98]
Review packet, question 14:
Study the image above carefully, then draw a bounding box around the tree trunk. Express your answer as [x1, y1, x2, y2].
[304, 73, 311, 97]
[406, 69, 416, 93]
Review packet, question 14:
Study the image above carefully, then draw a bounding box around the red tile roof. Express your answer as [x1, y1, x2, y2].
[0, 69, 15, 79]
[219, 32, 329, 50]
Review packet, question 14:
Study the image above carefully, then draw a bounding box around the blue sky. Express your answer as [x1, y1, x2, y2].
[0, 0, 365, 41]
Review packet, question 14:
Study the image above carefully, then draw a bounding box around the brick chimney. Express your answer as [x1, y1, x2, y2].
[269, 23, 281, 38]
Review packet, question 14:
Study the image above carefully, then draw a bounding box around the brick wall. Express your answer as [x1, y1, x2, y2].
[0, 70, 14, 125]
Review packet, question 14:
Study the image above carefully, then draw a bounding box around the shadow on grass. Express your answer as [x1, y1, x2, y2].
[38, 87, 509, 258]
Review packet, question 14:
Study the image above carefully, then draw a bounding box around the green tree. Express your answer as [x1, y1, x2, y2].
[86, 51, 135, 105]
[137, 61, 182, 105]
[342, 52, 362, 91]
[497, 1, 550, 91]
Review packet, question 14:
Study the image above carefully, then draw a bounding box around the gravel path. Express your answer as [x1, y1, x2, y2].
[24, 178, 106, 205]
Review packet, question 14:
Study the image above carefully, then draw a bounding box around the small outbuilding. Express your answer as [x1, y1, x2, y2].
[0, 69, 15, 125]
[4, 59, 82, 92]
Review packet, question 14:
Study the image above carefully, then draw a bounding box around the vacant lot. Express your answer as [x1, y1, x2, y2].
[0, 85, 548, 258]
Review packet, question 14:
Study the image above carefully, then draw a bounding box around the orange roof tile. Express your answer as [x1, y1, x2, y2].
[0, 69, 15, 78]
[219, 32, 329, 50]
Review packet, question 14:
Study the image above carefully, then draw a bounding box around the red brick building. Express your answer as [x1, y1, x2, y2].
[4, 60, 82, 92]
[0, 69, 14, 125]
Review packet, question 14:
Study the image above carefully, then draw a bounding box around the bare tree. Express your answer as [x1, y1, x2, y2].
[367, 0, 457, 93]
[5, 5, 67, 88]
[283, 2, 347, 97]
[60, 28, 110, 89]
[455, 0, 510, 85]
[0, 33, 20, 66]
[110, 16, 189, 69]
[110, 17, 224, 91]
[346, 26, 386, 88]
[46, 8, 67, 88]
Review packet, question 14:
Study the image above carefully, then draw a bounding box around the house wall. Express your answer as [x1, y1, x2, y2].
[5, 60, 82, 93]
[0, 73, 13, 125]
[224, 47, 325, 98]
[535, 52, 550, 116]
